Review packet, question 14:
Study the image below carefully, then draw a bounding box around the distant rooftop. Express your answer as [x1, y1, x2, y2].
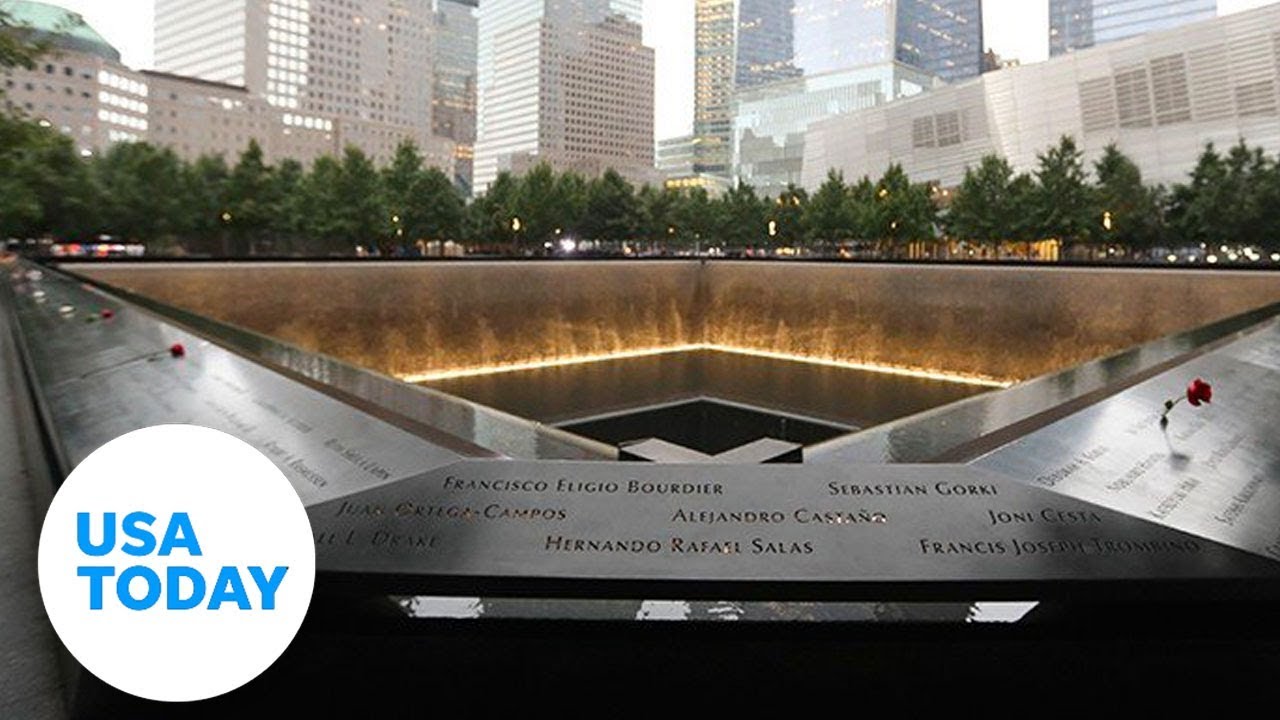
[1, 0, 121, 63]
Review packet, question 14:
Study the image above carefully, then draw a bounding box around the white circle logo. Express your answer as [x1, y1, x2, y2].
[38, 425, 316, 702]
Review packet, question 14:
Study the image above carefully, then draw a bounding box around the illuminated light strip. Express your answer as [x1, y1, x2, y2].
[700, 345, 1013, 388]
[400, 344, 1014, 388]
[400, 345, 706, 383]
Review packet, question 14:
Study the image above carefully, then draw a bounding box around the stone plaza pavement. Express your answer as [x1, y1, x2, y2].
[0, 297, 67, 719]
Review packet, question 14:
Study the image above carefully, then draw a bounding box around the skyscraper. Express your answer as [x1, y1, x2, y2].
[895, 0, 984, 82]
[687, 0, 981, 191]
[433, 0, 478, 191]
[154, 0, 445, 164]
[736, 0, 801, 89]
[1050, 0, 1218, 56]
[473, 0, 655, 194]
[693, 0, 737, 178]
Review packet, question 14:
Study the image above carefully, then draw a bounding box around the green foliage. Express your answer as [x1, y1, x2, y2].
[2, 101, 1278, 258]
[1169, 141, 1280, 252]
[224, 140, 278, 255]
[92, 142, 186, 243]
[1032, 136, 1096, 245]
[511, 162, 563, 246]
[0, 8, 41, 76]
[1094, 144, 1163, 249]
[715, 182, 767, 247]
[0, 113, 98, 239]
[382, 141, 464, 245]
[468, 171, 518, 247]
[581, 170, 641, 243]
[946, 155, 1035, 242]
[673, 187, 719, 245]
[803, 171, 854, 243]
[868, 164, 937, 243]
[768, 184, 807, 246]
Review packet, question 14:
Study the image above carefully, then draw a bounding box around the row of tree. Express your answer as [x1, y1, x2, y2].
[4, 8, 1278, 256]
[946, 139, 1280, 251]
[5, 112, 1278, 255]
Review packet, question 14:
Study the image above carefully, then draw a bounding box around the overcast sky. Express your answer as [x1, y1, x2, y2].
[35, 0, 1280, 140]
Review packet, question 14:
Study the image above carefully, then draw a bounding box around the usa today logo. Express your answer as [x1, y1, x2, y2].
[38, 426, 316, 702]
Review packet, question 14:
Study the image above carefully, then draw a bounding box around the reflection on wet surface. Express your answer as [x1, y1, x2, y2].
[423, 349, 991, 443]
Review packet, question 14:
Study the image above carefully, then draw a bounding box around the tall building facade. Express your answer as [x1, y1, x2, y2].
[4, 1, 452, 169]
[1050, 0, 1218, 56]
[433, 0, 478, 191]
[473, 0, 655, 194]
[806, 3, 1280, 190]
[154, 0, 449, 165]
[734, 63, 937, 195]
[692, 0, 737, 178]
[736, 0, 801, 89]
[789, 0, 982, 82]
[685, 0, 981, 191]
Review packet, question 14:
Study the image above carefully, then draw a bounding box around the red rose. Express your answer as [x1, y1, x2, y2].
[1186, 378, 1212, 407]
[169, 343, 186, 359]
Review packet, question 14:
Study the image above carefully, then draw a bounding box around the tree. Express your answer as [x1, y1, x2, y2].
[868, 164, 936, 246]
[0, 116, 50, 237]
[511, 162, 562, 247]
[178, 154, 230, 254]
[717, 182, 768, 248]
[225, 140, 278, 256]
[0, 114, 99, 240]
[382, 140, 424, 242]
[674, 187, 719, 247]
[768, 184, 807, 247]
[554, 170, 589, 238]
[947, 154, 1035, 242]
[803, 170, 854, 244]
[638, 184, 680, 244]
[581, 169, 640, 243]
[1221, 140, 1272, 246]
[467, 171, 518, 247]
[1031, 136, 1095, 246]
[335, 146, 387, 253]
[92, 143, 186, 245]
[296, 155, 345, 253]
[1093, 144, 1162, 250]
[380, 141, 464, 247]
[270, 158, 306, 253]
[406, 167, 465, 244]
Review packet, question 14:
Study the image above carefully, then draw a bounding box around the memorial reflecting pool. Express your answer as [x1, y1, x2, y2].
[69, 260, 1280, 453]
[422, 348, 991, 450]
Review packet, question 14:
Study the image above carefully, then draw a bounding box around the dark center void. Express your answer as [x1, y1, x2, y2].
[422, 350, 992, 449]
[564, 399, 849, 456]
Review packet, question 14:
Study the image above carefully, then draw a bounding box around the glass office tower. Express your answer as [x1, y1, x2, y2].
[790, 0, 983, 82]
[1050, 0, 1217, 56]
[688, 0, 982, 187]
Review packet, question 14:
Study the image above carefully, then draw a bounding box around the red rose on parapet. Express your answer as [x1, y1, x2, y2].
[1186, 378, 1213, 407]
[1161, 377, 1212, 425]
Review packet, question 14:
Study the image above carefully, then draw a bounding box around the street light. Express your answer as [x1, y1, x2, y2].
[1102, 211, 1113, 232]
[511, 217, 522, 233]
[221, 212, 232, 223]
[768, 220, 778, 238]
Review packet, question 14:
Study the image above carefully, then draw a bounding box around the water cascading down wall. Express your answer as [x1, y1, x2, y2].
[70, 261, 1280, 385]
